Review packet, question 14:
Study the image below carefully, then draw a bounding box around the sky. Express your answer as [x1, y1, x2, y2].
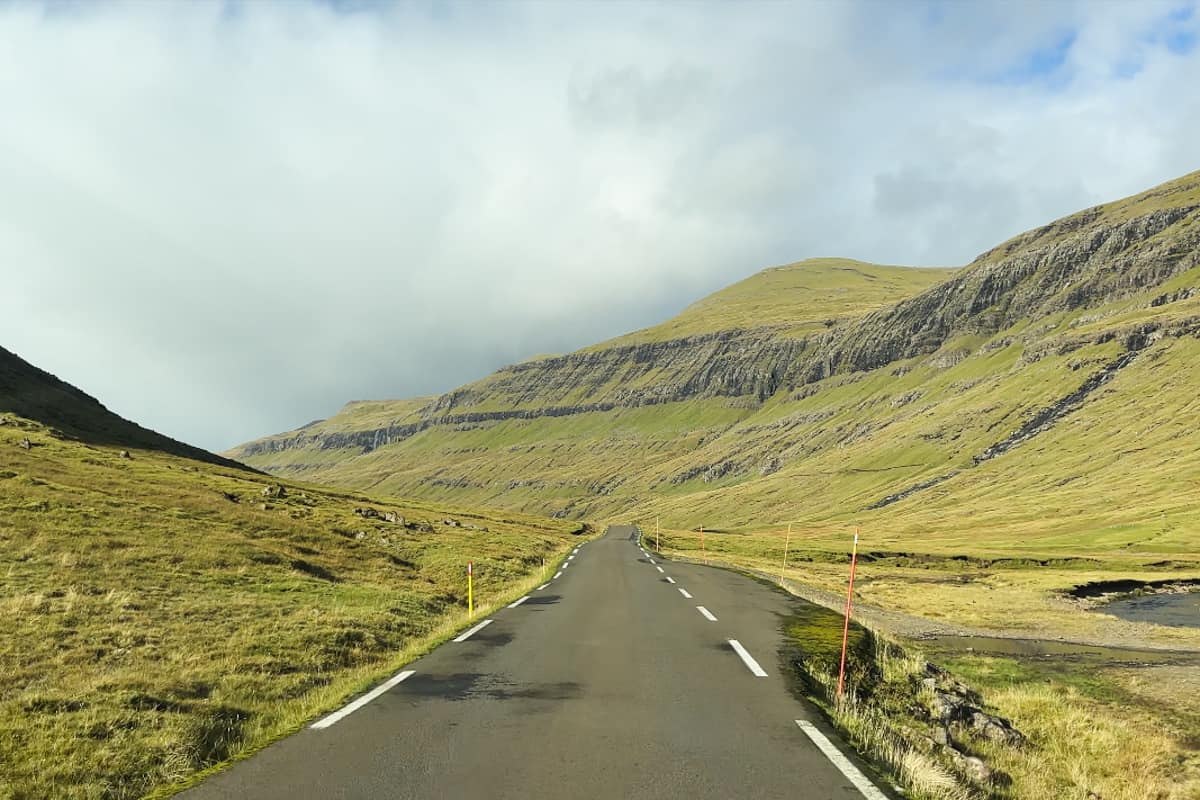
[1, 0, 1198, 451]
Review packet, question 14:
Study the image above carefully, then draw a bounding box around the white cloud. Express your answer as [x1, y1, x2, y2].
[0, 0, 1197, 449]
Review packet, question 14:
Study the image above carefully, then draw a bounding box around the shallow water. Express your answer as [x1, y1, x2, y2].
[1102, 591, 1200, 629]
[922, 635, 1190, 665]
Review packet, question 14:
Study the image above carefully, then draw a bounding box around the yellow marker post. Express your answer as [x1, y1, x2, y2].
[467, 560, 474, 618]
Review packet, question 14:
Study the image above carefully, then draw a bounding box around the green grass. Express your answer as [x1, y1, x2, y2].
[591, 258, 958, 346]
[0, 416, 584, 800]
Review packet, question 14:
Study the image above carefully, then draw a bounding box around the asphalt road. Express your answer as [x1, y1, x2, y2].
[181, 526, 889, 799]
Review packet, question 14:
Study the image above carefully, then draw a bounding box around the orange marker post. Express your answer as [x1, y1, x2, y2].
[836, 528, 860, 699]
[779, 523, 792, 584]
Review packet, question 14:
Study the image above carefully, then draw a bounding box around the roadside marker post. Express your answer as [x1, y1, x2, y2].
[700, 526, 707, 564]
[468, 561, 474, 618]
[837, 528, 860, 699]
[779, 523, 791, 584]
[656, 516, 660, 552]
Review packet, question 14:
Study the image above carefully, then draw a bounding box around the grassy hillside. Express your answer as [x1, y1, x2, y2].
[229, 258, 955, 503]
[232, 172, 1200, 549]
[594, 258, 959, 346]
[0, 372, 582, 799]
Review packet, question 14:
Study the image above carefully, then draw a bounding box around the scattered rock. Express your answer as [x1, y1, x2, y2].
[442, 518, 461, 527]
[19, 438, 32, 450]
[968, 710, 1025, 746]
[261, 484, 286, 499]
[119, 450, 131, 459]
[928, 683, 1025, 748]
[257, 502, 269, 511]
[354, 507, 406, 524]
[221, 491, 239, 503]
[947, 749, 993, 783]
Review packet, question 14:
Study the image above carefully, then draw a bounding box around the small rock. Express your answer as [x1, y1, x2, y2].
[221, 491, 239, 503]
[261, 484, 286, 499]
[931, 725, 951, 747]
[119, 450, 132, 459]
[354, 507, 382, 520]
[969, 710, 1026, 746]
[257, 502, 269, 511]
[953, 752, 992, 783]
[381, 511, 403, 524]
[19, 438, 32, 450]
[354, 531, 368, 541]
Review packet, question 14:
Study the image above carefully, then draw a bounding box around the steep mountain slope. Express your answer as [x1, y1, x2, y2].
[230, 259, 956, 505]
[1, 345, 246, 469]
[231, 171, 1200, 553]
[0, 357, 581, 799]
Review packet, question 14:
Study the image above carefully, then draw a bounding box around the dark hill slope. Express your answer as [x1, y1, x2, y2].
[1, 344, 248, 469]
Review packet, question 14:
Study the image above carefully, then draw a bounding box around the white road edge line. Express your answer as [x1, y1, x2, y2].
[665, 577, 676, 584]
[453, 619, 494, 642]
[311, 670, 415, 730]
[553, 571, 563, 579]
[537, 583, 550, 590]
[656, 566, 665, 573]
[507, 596, 530, 608]
[795, 720, 890, 800]
[728, 639, 768, 677]
[697, 606, 717, 621]
[678, 588, 693, 599]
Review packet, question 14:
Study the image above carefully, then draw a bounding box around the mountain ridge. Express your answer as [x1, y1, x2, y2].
[230, 170, 1200, 540]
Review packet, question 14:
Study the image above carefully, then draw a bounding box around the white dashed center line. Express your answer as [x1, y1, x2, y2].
[728, 639, 768, 677]
[311, 669, 414, 730]
[507, 596, 530, 608]
[655, 566, 664, 573]
[453, 619, 494, 643]
[696, 606, 717, 622]
[665, 577, 676, 584]
[678, 588, 693, 599]
[648, 558, 656, 565]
